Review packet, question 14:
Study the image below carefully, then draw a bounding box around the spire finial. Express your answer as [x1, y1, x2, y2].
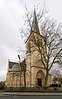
[34, 5, 35, 10]
[34, 5, 36, 15]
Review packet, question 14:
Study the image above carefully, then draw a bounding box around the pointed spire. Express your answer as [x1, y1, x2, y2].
[31, 7, 40, 34]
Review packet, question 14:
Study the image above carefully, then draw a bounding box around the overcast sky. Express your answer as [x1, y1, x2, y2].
[0, 0, 62, 81]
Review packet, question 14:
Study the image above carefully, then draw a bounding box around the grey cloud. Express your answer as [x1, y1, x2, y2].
[0, 0, 25, 81]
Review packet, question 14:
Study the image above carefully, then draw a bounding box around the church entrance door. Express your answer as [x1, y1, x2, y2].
[36, 70, 45, 87]
[37, 78, 42, 86]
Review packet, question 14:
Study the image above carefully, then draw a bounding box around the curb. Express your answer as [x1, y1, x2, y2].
[2, 92, 62, 96]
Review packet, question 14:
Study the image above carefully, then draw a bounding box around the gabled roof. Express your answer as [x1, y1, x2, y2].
[8, 60, 26, 72]
[9, 61, 18, 69]
[25, 32, 46, 43]
[9, 64, 21, 72]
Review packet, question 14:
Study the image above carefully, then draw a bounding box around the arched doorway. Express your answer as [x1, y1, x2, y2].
[36, 70, 45, 87]
[37, 78, 42, 86]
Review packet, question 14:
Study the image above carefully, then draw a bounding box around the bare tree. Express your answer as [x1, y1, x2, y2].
[20, 5, 62, 87]
[52, 69, 62, 84]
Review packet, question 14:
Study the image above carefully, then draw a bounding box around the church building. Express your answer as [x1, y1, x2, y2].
[5, 9, 52, 88]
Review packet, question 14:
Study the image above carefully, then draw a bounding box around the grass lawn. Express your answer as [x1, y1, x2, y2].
[3, 86, 62, 92]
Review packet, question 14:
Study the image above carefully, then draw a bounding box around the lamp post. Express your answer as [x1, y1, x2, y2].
[24, 68, 26, 90]
[18, 55, 22, 88]
[18, 55, 26, 90]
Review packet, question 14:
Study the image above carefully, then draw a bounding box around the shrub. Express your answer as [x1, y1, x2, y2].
[50, 84, 61, 87]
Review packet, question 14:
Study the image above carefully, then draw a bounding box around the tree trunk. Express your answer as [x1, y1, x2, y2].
[44, 71, 48, 88]
[24, 71, 26, 90]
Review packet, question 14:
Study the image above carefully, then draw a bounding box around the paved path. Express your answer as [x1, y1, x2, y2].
[0, 92, 62, 96]
[0, 95, 62, 99]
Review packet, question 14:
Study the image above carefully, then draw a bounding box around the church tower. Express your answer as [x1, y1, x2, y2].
[25, 8, 47, 87]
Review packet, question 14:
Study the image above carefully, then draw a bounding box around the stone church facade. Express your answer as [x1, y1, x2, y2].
[5, 9, 52, 88]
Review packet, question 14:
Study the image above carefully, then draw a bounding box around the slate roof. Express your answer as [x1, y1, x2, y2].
[9, 61, 18, 69]
[9, 64, 21, 72]
[31, 8, 40, 34]
[8, 60, 26, 72]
